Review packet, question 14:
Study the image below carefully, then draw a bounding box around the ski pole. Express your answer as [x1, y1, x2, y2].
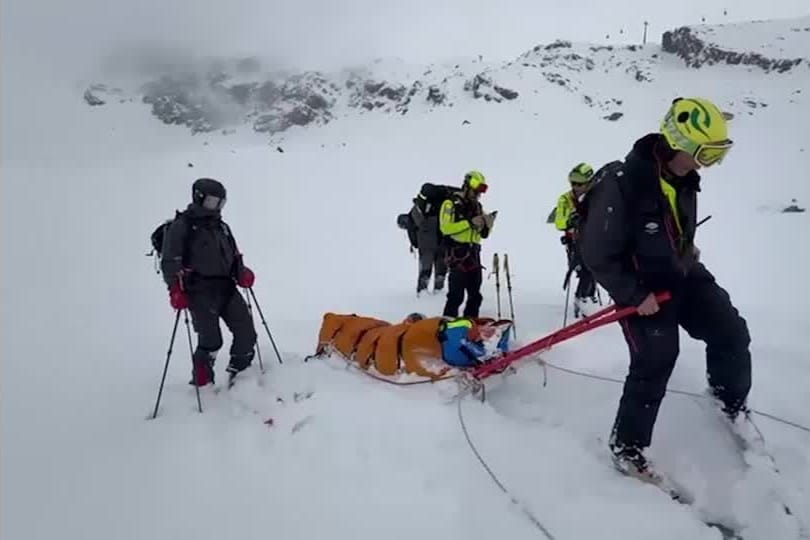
[184, 309, 202, 413]
[492, 253, 502, 319]
[151, 309, 181, 419]
[563, 279, 572, 327]
[503, 253, 516, 337]
[248, 287, 283, 364]
[562, 248, 575, 291]
[562, 253, 575, 326]
[696, 215, 712, 228]
[244, 289, 265, 373]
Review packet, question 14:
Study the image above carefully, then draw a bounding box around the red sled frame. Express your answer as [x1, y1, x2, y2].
[454, 292, 672, 401]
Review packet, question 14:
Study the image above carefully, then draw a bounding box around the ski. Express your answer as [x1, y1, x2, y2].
[694, 395, 797, 520]
[612, 460, 744, 539]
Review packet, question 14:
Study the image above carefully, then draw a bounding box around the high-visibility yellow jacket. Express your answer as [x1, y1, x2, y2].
[554, 191, 577, 232]
[439, 196, 490, 244]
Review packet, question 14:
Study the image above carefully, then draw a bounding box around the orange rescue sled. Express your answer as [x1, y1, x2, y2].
[311, 312, 514, 381]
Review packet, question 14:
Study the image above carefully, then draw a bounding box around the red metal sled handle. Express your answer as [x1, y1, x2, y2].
[472, 291, 672, 380]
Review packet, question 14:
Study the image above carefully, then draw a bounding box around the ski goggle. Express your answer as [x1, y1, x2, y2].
[465, 172, 488, 193]
[201, 194, 226, 210]
[569, 173, 592, 185]
[693, 140, 733, 167]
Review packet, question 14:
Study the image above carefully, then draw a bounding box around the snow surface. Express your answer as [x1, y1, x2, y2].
[2, 15, 810, 540]
[690, 15, 810, 59]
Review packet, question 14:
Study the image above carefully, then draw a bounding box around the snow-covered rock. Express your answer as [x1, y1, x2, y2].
[463, 73, 519, 103]
[84, 16, 809, 136]
[662, 16, 810, 72]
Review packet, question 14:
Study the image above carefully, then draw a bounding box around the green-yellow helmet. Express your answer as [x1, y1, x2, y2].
[660, 97, 733, 167]
[464, 170, 488, 193]
[568, 162, 594, 185]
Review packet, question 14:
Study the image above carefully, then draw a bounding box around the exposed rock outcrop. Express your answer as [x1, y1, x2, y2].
[463, 74, 519, 102]
[662, 25, 806, 72]
[82, 17, 807, 136]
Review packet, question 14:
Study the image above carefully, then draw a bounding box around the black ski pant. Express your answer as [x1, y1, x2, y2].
[418, 246, 448, 291]
[611, 266, 751, 450]
[567, 245, 595, 299]
[187, 278, 257, 371]
[575, 267, 596, 299]
[443, 266, 483, 318]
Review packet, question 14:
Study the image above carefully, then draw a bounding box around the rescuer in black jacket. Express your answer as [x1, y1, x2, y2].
[579, 97, 750, 478]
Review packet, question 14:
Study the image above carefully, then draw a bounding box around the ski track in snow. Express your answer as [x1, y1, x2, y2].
[3, 15, 810, 540]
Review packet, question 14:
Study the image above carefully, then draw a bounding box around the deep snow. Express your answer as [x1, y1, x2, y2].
[2, 15, 810, 540]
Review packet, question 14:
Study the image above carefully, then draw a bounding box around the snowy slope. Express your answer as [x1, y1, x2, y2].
[3, 15, 810, 540]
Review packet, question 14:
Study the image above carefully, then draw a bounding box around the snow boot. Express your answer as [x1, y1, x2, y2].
[433, 275, 446, 293]
[575, 296, 599, 318]
[610, 444, 662, 484]
[189, 353, 215, 387]
[708, 391, 765, 453]
[573, 297, 585, 319]
[226, 352, 254, 383]
[417, 273, 430, 296]
[188, 348, 217, 386]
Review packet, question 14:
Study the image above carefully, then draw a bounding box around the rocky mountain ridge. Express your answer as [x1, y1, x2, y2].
[84, 17, 809, 137]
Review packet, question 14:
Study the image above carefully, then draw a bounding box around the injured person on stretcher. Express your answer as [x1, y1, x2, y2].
[310, 312, 514, 380]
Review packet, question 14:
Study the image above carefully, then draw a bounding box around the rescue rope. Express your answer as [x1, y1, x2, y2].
[456, 397, 558, 540]
[311, 349, 810, 433]
[541, 360, 810, 435]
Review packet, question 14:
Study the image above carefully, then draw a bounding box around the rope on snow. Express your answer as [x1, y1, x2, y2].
[456, 397, 558, 540]
[541, 360, 810, 435]
[313, 348, 810, 434]
[454, 358, 808, 540]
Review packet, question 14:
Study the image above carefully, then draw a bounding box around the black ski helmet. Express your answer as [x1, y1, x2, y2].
[192, 178, 227, 210]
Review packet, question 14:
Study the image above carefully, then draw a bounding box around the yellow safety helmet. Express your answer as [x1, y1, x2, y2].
[463, 170, 488, 193]
[660, 97, 733, 167]
[568, 162, 594, 185]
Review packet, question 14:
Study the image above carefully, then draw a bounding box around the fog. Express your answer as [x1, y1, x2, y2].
[3, 0, 809, 81]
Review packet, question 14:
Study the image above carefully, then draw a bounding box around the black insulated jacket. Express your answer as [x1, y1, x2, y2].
[160, 203, 244, 289]
[580, 134, 702, 307]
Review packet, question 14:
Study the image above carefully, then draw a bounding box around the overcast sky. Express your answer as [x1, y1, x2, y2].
[2, 0, 809, 79]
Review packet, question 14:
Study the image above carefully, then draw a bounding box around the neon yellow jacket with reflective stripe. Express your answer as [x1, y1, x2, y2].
[439, 198, 483, 244]
[554, 191, 577, 231]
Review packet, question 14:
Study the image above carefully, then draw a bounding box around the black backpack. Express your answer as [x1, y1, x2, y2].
[150, 211, 182, 256]
[148, 210, 239, 270]
[414, 182, 461, 217]
[574, 160, 625, 231]
[396, 212, 419, 249]
[147, 211, 197, 273]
